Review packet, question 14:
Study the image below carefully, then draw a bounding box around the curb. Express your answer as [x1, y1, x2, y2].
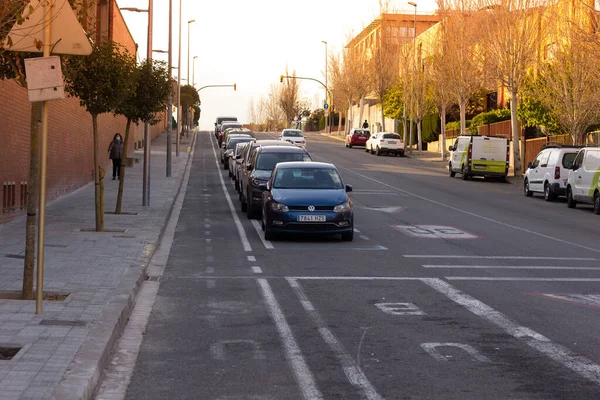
[320, 133, 346, 142]
[50, 132, 197, 400]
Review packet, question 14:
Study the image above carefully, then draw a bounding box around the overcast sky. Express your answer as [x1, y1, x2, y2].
[117, 0, 438, 130]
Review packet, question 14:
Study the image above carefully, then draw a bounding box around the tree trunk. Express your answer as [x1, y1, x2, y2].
[402, 105, 407, 148]
[380, 100, 386, 132]
[417, 119, 422, 155]
[22, 102, 42, 300]
[358, 97, 365, 128]
[459, 99, 467, 135]
[115, 118, 131, 214]
[92, 113, 104, 231]
[440, 105, 447, 162]
[510, 91, 521, 177]
[409, 116, 414, 154]
[337, 111, 342, 135]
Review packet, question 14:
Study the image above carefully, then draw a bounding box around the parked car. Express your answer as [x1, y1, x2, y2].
[237, 140, 296, 196]
[261, 162, 354, 241]
[566, 147, 600, 214]
[215, 116, 238, 138]
[218, 122, 244, 146]
[448, 135, 509, 180]
[240, 146, 312, 218]
[365, 132, 405, 156]
[345, 128, 370, 148]
[222, 135, 254, 170]
[524, 145, 580, 200]
[230, 142, 250, 179]
[221, 130, 253, 162]
[280, 129, 306, 147]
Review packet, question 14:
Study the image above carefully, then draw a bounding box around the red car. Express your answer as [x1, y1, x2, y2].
[345, 128, 371, 148]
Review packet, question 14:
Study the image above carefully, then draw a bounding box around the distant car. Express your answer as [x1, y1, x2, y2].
[566, 146, 600, 213]
[345, 128, 370, 148]
[261, 162, 354, 241]
[215, 116, 238, 138]
[280, 129, 306, 147]
[524, 145, 580, 201]
[241, 145, 312, 219]
[223, 136, 254, 170]
[218, 122, 244, 146]
[366, 132, 405, 156]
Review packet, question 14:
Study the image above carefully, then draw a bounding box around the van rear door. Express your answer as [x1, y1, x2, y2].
[471, 137, 508, 174]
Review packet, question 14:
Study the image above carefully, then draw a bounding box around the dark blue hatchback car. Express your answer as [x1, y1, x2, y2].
[261, 162, 354, 241]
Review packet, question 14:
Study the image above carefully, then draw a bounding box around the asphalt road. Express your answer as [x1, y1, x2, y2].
[124, 131, 600, 400]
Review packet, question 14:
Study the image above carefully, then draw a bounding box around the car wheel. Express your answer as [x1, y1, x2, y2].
[524, 179, 533, 197]
[449, 162, 456, 177]
[461, 164, 469, 180]
[376, 146, 381, 156]
[365, 146, 369, 152]
[246, 193, 254, 219]
[241, 193, 247, 212]
[544, 182, 556, 202]
[566, 187, 576, 209]
[224, 163, 228, 170]
[264, 224, 274, 241]
[594, 191, 600, 215]
[341, 229, 354, 241]
[234, 180, 239, 192]
[348, 143, 353, 148]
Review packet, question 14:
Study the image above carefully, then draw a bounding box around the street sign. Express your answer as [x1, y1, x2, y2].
[324, 103, 329, 109]
[25, 56, 65, 102]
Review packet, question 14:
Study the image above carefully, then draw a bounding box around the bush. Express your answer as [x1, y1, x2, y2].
[469, 109, 511, 134]
[445, 120, 471, 131]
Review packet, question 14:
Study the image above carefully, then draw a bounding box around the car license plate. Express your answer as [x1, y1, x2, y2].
[298, 215, 326, 222]
[473, 165, 485, 169]
[388, 141, 396, 144]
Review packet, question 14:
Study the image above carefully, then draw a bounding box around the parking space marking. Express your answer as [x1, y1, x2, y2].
[423, 265, 600, 270]
[250, 220, 274, 249]
[247, 256, 256, 262]
[405, 255, 597, 261]
[393, 225, 478, 239]
[257, 279, 323, 400]
[273, 246, 388, 251]
[421, 343, 490, 363]
[422, 278, 600, 385]
[446, 277, 600, 282]
[529, 293, 600, 309]
[252, 266, 263, 274]
[286, 278, 384, 400]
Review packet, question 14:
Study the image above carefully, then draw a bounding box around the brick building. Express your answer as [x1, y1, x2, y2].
[0, 0, 167, 223]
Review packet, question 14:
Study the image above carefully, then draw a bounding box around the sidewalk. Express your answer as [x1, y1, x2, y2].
[0, 131, 196, 400]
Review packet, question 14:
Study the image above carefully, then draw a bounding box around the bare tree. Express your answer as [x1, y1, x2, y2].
[476, 0, 547, 176]
[262, 83, 285, 130]
[279, 66, 300, 127]
[369, 27, 399, 132]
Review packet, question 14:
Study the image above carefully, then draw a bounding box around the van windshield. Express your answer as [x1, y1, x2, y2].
[562, 153, 577, 169]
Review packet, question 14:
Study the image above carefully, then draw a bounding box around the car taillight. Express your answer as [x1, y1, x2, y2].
[506, 145, 510, 163]
[380, 139, 385, 142]
[468, 144, 472, 159]
[554, 166, 560, 180]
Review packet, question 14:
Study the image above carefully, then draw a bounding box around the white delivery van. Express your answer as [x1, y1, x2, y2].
[448, 135, 509, 180]
[566, 147, 600, 214]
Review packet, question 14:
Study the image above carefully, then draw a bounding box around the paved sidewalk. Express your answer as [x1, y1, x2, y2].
[0, 131, 196, 400]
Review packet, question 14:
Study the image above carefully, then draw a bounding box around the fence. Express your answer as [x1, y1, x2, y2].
[524, 134, 573, 166]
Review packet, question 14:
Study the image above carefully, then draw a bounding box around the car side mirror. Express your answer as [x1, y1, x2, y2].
[266, 182, 272, 191]
[572, 163, 579, 170]
[448, 146, 453, 151]
[345, 184, 353, 192]
[527, 162, 533, 169]
[247, 165, 253, 171]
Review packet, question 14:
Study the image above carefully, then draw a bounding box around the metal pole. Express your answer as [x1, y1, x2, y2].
[176, 0, 182, 156]
[408, 2, 417, 154]
[143, 0, 153, 206]
[36, 0, 53, 314]
[322, 40, 328, 133]
[166, 0, 173, 177]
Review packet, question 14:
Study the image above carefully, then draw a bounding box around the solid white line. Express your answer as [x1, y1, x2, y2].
[423, 265, 600, 270]
[251, 219, 274, 249]
[287, 278, 384, 400]
[446, 277, 600, 282]
[291, 276, 424, 280]
[251, 266, 263, 274]
[334, 165, 600, 255]
[422, 278, 600, 385]
[209, 133, 252, 252]
[256, 279, 323, 400]
[405, 255, 597, 261]
[248, 256, 256, 262]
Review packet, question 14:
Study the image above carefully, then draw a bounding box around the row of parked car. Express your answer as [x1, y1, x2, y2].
[344, 128, 405, 156]
[215, 119, 355, 241]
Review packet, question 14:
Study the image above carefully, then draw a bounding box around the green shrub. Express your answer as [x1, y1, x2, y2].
[445, 120, 471, 131]
[469, 109, 511, 134]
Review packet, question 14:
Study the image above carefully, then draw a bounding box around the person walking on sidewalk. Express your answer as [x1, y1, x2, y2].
[108, 133, 124, 180]
[362, 120, 369, 129]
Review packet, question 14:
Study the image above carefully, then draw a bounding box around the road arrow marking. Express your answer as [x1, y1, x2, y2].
[360, 206, 404, 213]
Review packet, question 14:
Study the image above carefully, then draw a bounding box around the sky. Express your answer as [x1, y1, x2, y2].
[117, 0, 439, 130]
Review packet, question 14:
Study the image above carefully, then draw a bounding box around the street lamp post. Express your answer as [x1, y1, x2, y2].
[121, 1, 153, 205]
[177, 0, 182, 156]
[321, 40, 328, 134]
[192, 55, 198, 87]
[408, 1, 417, 155]
[186, 19, 195, 137]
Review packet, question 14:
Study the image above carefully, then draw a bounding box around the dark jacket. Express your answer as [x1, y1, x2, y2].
[108, 139, 124, 160]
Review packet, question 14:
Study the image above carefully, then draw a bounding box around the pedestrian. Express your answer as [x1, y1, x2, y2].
[362, 120, 369, 129]
[108, 133, 124, 180]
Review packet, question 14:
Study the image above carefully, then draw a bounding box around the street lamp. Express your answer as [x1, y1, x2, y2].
[192, 55, 198, 87]
[321, 40, 328, 134]
[186, 20, 195, 137]
[121, 1, 153, 205]
[408, 1, 417, 154]
[176, 0, 182, 156]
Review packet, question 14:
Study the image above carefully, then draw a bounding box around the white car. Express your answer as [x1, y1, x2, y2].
[365, 132, 405, 156]
[524, 145, 580, 201]
[566, 146, 600, 214]
[280, 129, 306, 147]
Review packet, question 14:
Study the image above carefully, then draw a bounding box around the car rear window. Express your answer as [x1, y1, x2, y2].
[273, 168, 344, 189]
[228, 138, 253, 149]
[255, 152, 311, 170]
[353, 130, 368, 135]
[283, 130, 303, 137]
[562, 152, 577, 169]
[383, 134, 401, 139]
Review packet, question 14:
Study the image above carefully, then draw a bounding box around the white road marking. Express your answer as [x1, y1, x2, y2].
[423, 265, 600, 270]
[247, 256, 256, 262]
[209, 133, 252, 252]
[252, 266, 263, 274]
[353, 228, 370, 240]
[287, 278, 384, 400]
[375, 302, 425, 316]
[251, 219, 274, 249]
[421, 343, 490, 362]
[446, 277, 600, 282]
[405, 255, 597, 261]
[207, 279, 216, 288]
[393, 225, 478, 239]
[334, 165, 600, 254]
[206, 266, 215, 274]
[256, 278, 323, 400]
[422, 278, 600, 384]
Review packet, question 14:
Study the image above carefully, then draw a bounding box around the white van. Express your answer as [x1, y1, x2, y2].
[524, 145, 580, 201]
[566, 147, 600, 214]
[449, 135, 509, 180]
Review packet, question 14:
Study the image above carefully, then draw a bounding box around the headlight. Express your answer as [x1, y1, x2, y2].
[252, 178, 268, 188]
[271, 202, 289, 212]
[333, 202, 351, 213]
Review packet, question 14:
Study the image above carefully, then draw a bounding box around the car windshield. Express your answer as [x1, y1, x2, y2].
[562, 152, 577, 169]
[283, 130, 303, 137]
[255, 153, 310, 170]
[227, 138, 252, 149]
[273, 168, 344, 189]
[383, 133, 401, 140]
[235, 143, 249, 156]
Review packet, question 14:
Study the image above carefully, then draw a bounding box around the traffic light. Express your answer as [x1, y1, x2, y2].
[233, 83, 236, 91]
[280, 75, 284, 83]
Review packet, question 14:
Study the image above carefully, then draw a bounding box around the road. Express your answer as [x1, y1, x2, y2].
[119, 131, 600, 400]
